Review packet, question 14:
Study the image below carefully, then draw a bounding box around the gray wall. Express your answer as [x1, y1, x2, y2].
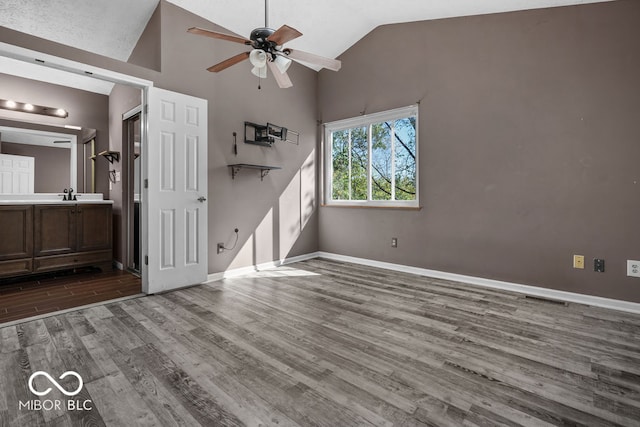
[318, 0, 640, 302]
[103, 1, 319, 272]
[0, 73, 110, 195]
[108, 83, 142, 265]
[5, 0, 636, 303]
[128, 3, 161, 71]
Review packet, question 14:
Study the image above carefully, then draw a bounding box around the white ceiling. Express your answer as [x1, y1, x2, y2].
[0, 0, 159, 62]
[168, 0, 614, 68]
[0, 0, 614, 92]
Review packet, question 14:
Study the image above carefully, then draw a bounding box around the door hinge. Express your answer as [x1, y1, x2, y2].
[145, 255, 148, 265]
[144, 104, 149, 114]
[144, 179, 148, 189]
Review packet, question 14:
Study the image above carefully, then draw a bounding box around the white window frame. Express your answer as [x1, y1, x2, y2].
[323, 105, 419, 207]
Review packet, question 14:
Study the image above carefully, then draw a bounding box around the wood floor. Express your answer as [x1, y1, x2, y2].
[0, 268, 142, 324]
[1, 258, 639, 426]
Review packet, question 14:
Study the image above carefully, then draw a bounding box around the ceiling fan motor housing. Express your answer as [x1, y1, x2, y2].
[250, 27, 277, 53]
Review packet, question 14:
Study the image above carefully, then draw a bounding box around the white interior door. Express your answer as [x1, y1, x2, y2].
[0, 153, 34, 194]
[144, 87, 208, 293]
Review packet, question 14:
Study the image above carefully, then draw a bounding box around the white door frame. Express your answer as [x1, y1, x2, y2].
[0, 43, 159, 291]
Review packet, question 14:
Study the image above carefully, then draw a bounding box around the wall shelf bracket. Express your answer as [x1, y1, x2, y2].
[98, 150, 120, 163]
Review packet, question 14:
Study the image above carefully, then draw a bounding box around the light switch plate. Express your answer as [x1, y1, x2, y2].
[628, 260, 640, 278]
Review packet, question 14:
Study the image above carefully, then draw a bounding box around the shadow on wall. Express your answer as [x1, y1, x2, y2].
[228, 150, 316, 269]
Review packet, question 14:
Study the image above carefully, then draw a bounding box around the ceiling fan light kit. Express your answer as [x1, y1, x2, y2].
[249, 49, 268, 68]
[187, 0, 341, 89]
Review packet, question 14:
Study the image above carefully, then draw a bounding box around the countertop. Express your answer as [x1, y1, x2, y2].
[0, 193, 113, 205]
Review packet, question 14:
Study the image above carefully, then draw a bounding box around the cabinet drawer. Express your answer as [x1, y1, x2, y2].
[0, 258, 33, 278]
[34, 250, 112, 273]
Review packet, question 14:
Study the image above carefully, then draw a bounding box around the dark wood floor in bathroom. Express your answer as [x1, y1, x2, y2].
[0, 268, 142, 324]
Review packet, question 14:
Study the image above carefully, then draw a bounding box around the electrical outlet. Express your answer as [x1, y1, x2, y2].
[594, 258, 605, 273]
[391, 237, 398, 248]
[573, 255, 584, 269]
[217, 243, 224, 254]
[628, 260, 640, 278]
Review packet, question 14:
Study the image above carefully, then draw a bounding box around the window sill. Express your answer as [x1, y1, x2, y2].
[320, 204, 422, 211]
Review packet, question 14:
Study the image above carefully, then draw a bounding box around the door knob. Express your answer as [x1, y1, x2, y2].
[197, 196, 207, 202]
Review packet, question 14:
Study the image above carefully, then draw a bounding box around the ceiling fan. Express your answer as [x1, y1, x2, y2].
[187, 0, 341, 89]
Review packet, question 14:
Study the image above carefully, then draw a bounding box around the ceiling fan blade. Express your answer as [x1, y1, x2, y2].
[284, 49, 341, 71]
[267, 24, 302, 46]
[188, 27, 251, 45]
[207, 52, 250, 72]
[267, 60, 293, 88]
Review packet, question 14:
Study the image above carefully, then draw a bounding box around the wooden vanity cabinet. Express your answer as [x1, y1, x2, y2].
[76, 204, 112, 252]
[0, 203, 113, 279]
[34, 205, 76, 257]
[0, 205, 34, 277]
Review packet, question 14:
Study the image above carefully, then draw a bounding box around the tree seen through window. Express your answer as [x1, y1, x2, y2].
[329, 109, 417, 204]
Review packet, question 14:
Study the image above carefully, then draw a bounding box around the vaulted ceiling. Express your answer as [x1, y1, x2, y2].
[0, 0, 615, 97]
[1, 0, 614, 65]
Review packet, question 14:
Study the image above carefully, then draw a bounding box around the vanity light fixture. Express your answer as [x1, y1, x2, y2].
[0, 98, 69, 118]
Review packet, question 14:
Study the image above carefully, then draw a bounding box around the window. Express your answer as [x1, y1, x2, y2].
[324, 105, 418, 207]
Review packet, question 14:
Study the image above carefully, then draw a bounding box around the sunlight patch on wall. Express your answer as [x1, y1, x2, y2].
[228, 150, 316, 270]
[255, 207, 274, 263]
[279, 151, 315, 259]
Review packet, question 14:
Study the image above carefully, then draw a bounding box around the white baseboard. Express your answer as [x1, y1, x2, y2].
[316, 252, 640, 315]
[205, 252, 321, 283]
[203, 251, 640, 315]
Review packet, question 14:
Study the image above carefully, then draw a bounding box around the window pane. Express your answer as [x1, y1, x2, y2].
[350, 126, 368, 200]
[371, 122, 392, 200]
[331, 130, 349, 200]
[394, 117, 417, 200]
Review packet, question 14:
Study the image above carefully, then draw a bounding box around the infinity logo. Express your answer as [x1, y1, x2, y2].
[28, 371, 83, 397]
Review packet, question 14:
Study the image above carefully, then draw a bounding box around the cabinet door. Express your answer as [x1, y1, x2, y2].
[34, 205, 76, 256]
[0, 205, 33, 261]
[76, 204, 112, 252]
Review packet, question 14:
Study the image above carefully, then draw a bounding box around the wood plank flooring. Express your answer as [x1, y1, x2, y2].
[0, 268, 142, 324]
[1, 258, 639, 426]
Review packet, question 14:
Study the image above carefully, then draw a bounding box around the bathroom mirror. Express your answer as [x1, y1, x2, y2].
[0, 120, 97, 194]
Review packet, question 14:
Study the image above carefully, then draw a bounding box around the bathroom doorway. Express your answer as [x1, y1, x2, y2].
[124, 109, 142, 274]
